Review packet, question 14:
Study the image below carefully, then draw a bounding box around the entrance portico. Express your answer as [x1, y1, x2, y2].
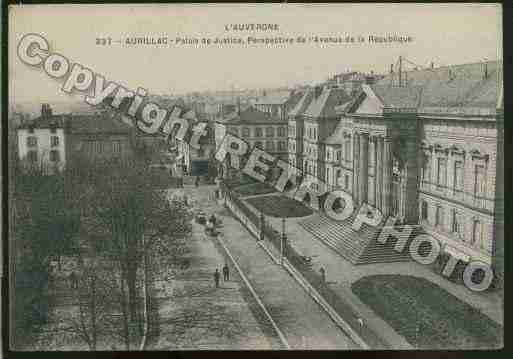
[351, 109, 419, 224]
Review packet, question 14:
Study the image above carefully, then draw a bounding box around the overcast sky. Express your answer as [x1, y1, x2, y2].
[9, 3, 502, 106]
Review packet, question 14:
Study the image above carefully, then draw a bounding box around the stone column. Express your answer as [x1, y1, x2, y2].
[403, 138, 420, 223]
[376, 137, 384, 211]
[352, 132, 360, 204]
[372, 136, 378, 206]
[359, 133, 369, 204]
[382, 137, 393, 217]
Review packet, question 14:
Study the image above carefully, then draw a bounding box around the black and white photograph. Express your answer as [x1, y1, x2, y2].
[4, 2, 504, 351]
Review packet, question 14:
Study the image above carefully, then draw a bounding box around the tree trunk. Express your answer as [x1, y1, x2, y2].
[119, 270, 130, 350]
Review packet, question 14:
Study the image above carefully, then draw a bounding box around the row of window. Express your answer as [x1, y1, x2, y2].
[84, 140, 124, 154]
[253, 140, 287, 151]
[326, 149, 342, 162]
[27, 150, 60, 162]
[420, 201, 486, 249]
[27, 136, 60, 147]
[307, 127, 317, 140]
[231, 126, 286, 138]
[422, 155, 487, 197]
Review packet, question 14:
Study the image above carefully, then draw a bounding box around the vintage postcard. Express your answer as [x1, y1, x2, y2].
[6, 3, 503, 351]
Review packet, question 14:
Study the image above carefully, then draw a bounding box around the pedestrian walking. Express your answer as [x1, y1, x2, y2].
[319, 267, 326, 284]
[69, 271, 78, 290]
[222, 263, 230, 281]
[214, 269, 220, 288]
[195, 176, 200, 187]
[210, 214, 217, 227]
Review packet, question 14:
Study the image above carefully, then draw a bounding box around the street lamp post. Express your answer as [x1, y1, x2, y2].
[281, 217, 286, 266]
[260, 212, 265, 242]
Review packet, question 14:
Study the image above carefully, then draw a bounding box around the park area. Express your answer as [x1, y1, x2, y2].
[233, 182, 277, 197]
[245, 194, 314, 218]
[351, 274, 503, 349]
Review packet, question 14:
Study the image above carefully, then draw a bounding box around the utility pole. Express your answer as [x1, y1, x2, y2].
[280, 217, 286, 266]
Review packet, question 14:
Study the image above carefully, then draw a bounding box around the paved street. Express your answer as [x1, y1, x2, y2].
[179, 184, 358, 350]
[148, 188, 274, 350]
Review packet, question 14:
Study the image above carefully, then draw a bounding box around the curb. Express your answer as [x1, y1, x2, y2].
[257, 241, 370, 350]
[222, 196, 370, 349]
[215, 234, 291, 350]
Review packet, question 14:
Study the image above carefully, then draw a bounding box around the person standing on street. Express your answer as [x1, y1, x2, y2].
[214, 268, 220, 288]
[222, 263, 230, 281]
[320, 267, 326, 284]
[195, 176, 200, 187]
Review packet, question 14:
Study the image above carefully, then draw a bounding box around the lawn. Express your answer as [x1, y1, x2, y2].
[245, 195, 313, 218]
[351, 274, 502, 349]
[233, 182, 276, 197]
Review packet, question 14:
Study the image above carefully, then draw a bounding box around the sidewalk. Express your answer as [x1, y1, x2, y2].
[184, 185, 358, 349]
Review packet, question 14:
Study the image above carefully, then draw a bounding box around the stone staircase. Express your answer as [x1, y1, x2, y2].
[299, 213, 418, 265]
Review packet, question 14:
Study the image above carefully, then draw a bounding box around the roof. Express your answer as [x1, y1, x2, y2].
[368, 84, 423, 108]
[255, 90, 292, 105]
[288, 91, 315, 117]
[286, 90, 305, 109]
[324, 122, 345, 145]
[225, 106, 286, 125]
[69, 114, 134, 134]
[20, 113, 134, 134]
[374, 60, 502, 111]
[304, 87, 353, 118]
[18, 115, 68, 129]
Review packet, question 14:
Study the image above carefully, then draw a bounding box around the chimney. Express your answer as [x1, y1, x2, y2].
[41, 103, 47, 118]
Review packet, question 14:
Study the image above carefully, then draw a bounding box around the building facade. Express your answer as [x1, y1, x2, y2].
[224, 106, 290, 161]
[287, 91, 314, 172]
[17, 104, 135, 173]
[327, 61, 503, 266]
[300, 87, 352, 186]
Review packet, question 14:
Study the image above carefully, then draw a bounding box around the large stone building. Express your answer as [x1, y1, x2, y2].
[224, 106, 290, 161]
[306, 60, 503, 268]
[17, 104, 135, 173]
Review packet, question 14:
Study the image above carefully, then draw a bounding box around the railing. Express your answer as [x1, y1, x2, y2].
[219, 184, 386, 349]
